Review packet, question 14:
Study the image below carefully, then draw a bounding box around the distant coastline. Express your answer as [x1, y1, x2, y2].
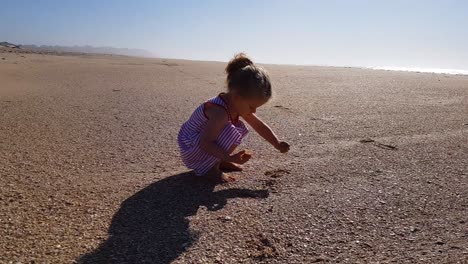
[370, 66, 468, 76]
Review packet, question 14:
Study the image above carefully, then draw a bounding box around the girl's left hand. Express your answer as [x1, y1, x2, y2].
[275, 141, 290, 153]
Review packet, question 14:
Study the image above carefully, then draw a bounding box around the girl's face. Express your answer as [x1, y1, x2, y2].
[232, 94, 269, 116]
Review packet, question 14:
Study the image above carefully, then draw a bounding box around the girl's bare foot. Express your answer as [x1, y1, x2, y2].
[219, 173, 236, 183]
[219, 161, 243, 172]
[204, 164, 236, 183]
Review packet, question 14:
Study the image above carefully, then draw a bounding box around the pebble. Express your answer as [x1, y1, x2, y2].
[220, 216, 232, 222]
[311, 256, 327, 262]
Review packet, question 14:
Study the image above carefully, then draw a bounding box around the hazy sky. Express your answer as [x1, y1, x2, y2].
[2, 0, 468, 69]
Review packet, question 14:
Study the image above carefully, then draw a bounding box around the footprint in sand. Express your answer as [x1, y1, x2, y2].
[375, 143, 397, 150]
[261, 169, 291, 193]
[359, 138, 398, 150]
[260, 179, 280, 193]
[274, 105, 291, 110]
[264, 169, 291, 178]
[248, 233, 278, 260]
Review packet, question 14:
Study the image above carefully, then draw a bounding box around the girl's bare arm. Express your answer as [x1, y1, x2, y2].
[243, 113, 281, 148]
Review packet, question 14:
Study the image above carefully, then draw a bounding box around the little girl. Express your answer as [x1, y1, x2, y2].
[178, 53, 290, 182]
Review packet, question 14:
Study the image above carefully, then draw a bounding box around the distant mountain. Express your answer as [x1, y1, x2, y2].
[0, 42, 21, 48]
[20, 44, 155, 57]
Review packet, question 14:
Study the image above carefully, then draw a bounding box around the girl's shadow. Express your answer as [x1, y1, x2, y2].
[78, 172, 268, 263]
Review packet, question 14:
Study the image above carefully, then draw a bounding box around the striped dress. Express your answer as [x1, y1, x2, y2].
[178, 94, 249, 176]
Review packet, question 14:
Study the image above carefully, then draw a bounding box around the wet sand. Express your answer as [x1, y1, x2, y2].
[1, 50, 467, 263]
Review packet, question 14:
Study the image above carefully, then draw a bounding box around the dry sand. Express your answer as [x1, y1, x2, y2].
[1, 49, 467, 263]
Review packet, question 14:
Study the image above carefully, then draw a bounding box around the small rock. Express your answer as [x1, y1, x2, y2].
[219, 216, 232, 222]
[410, 226, 419, 232]
[311, 256, 327, 262]
[435, 240, 445, 245]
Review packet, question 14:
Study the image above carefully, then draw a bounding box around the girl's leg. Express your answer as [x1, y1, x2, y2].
[219, 144, 243, 172]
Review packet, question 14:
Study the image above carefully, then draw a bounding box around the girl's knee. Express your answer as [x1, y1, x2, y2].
[228, 144, 238, 154]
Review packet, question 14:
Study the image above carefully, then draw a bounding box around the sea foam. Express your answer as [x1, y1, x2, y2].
[371, 67, 468, 76]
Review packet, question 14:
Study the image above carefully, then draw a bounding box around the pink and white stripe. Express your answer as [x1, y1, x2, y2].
[178, 95, 249, 176]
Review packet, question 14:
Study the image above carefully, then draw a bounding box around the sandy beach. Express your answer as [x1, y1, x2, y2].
[1, 49, 467, 263]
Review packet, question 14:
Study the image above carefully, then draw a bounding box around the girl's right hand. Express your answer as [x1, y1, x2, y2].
[275, 141, 290, 153]
[229, 150, 252, 164]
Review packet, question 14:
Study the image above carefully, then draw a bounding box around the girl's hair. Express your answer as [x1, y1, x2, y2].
[225, 53, 272, 99]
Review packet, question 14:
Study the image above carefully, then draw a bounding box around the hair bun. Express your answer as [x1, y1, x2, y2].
[225, 53, 254, 76]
